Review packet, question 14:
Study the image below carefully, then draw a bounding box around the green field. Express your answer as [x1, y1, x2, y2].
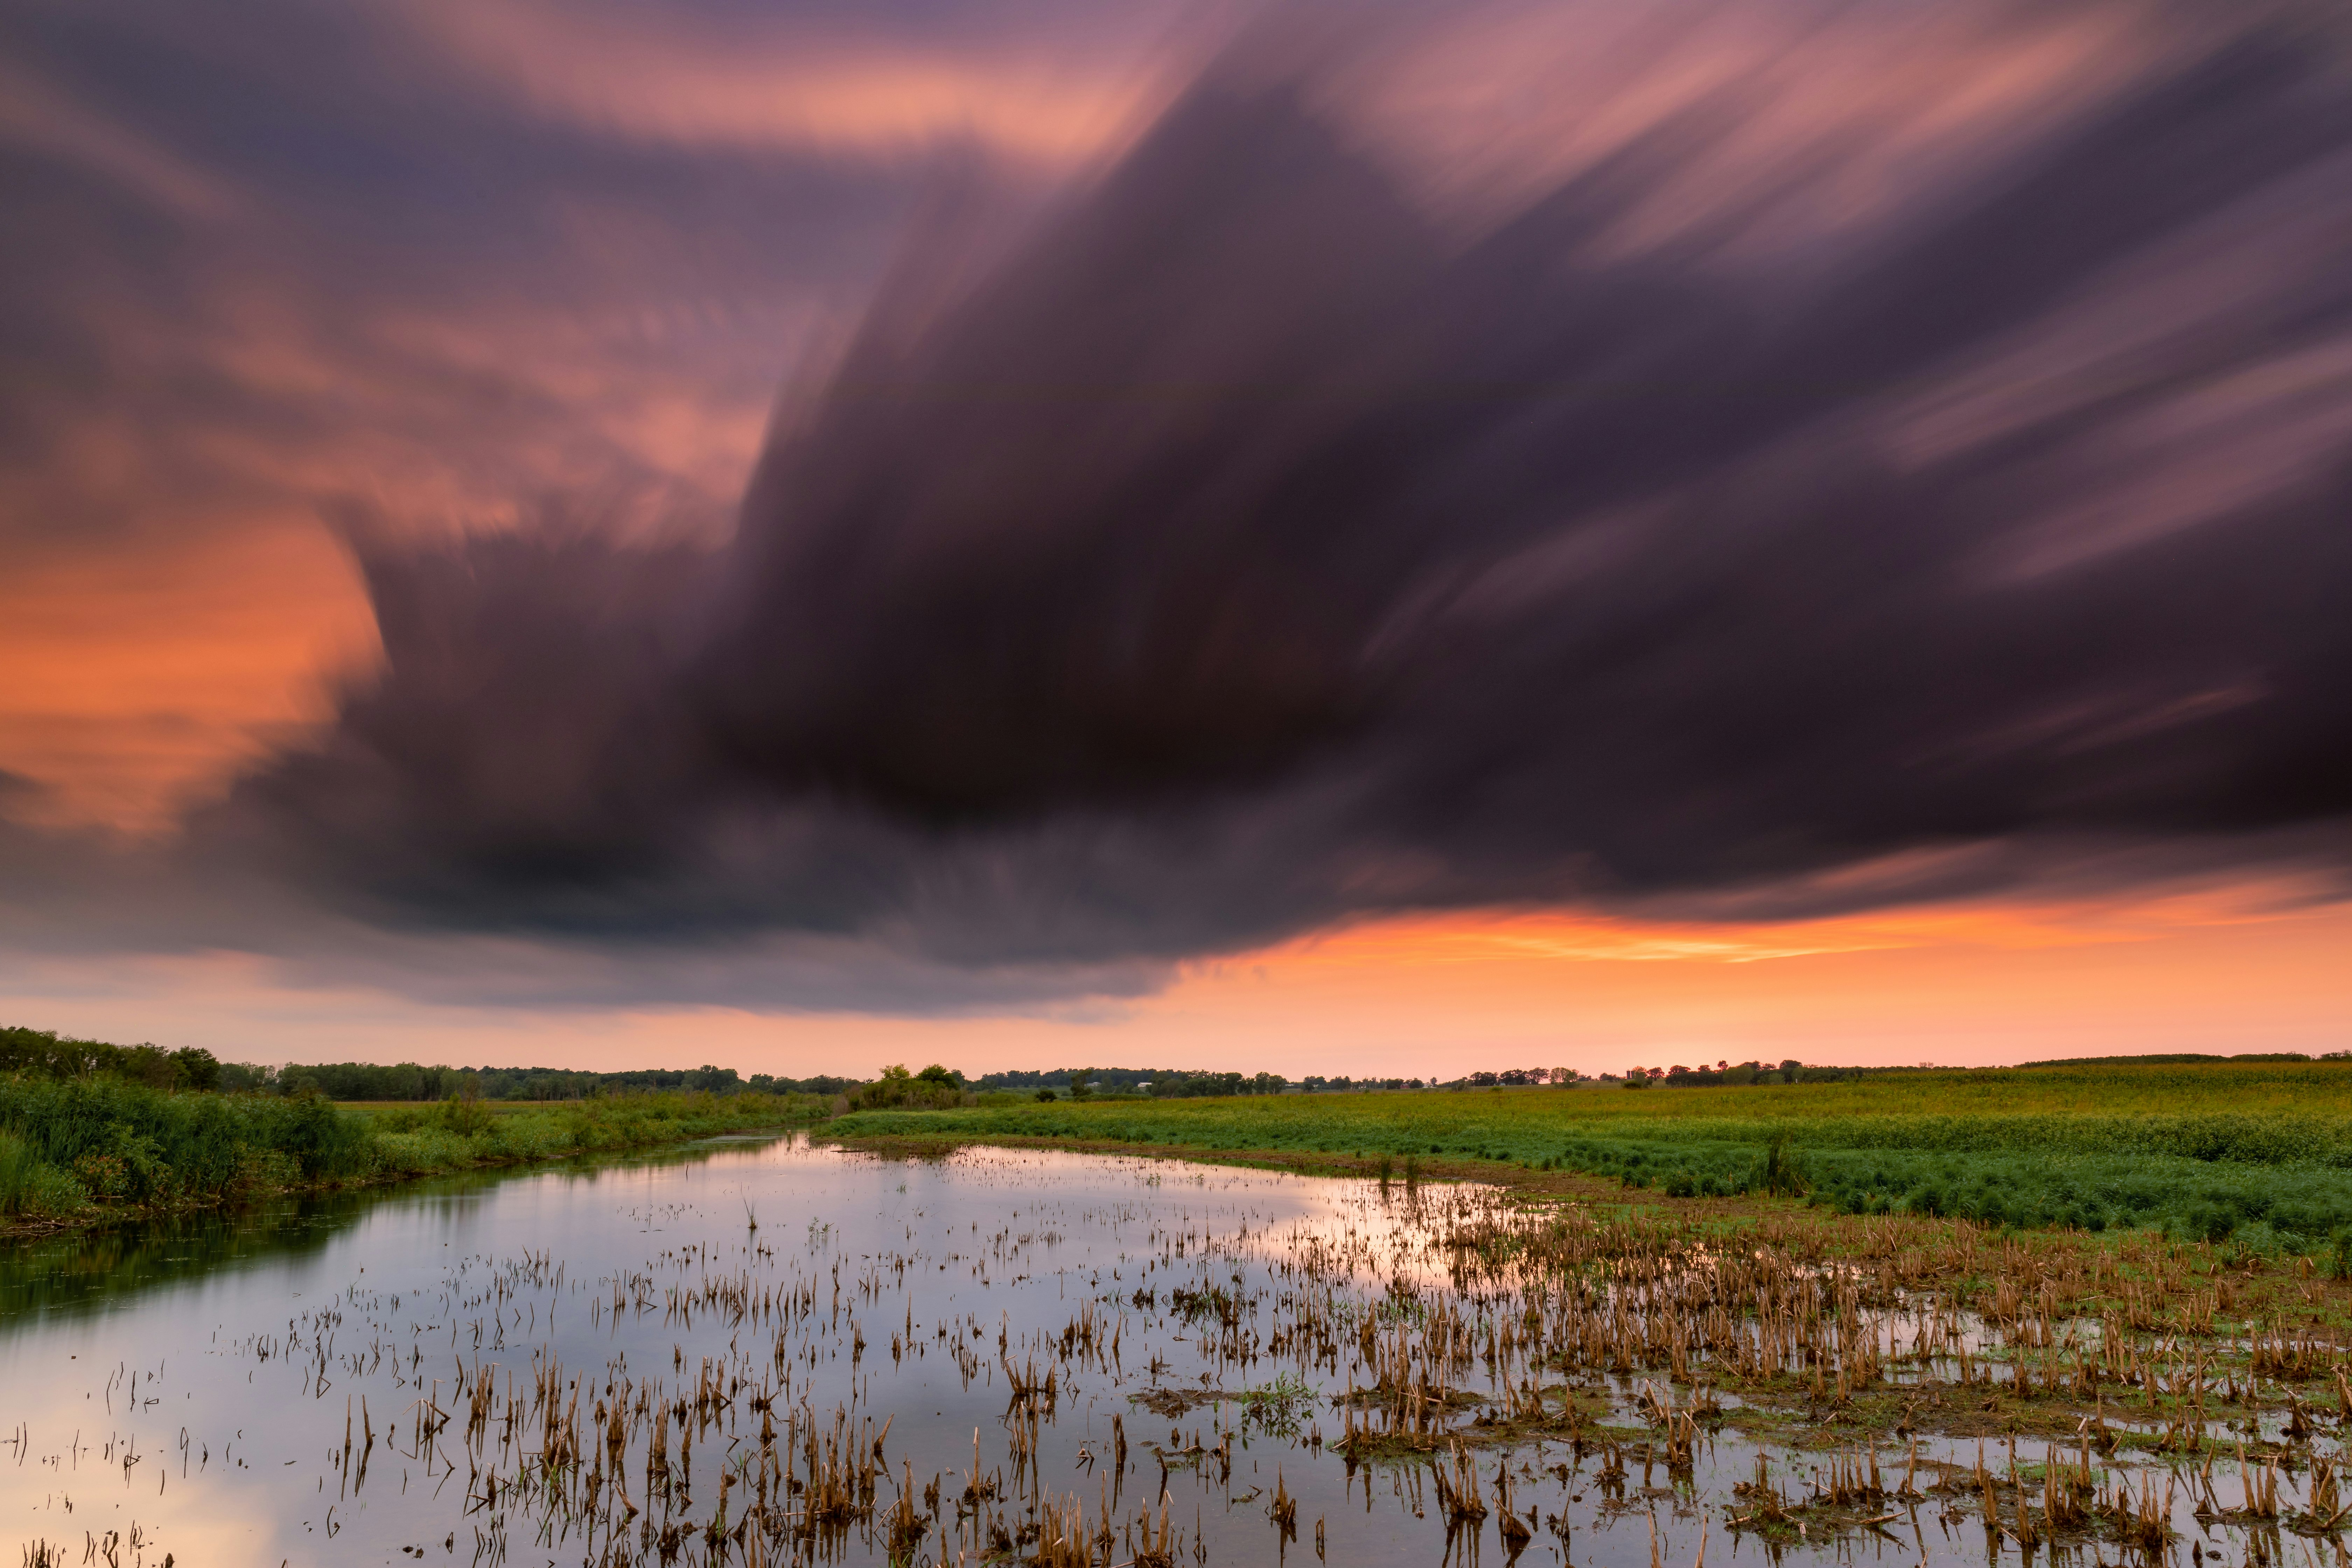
[0, 1076, 828, 1227]
[831, 1062, 2352, 1251]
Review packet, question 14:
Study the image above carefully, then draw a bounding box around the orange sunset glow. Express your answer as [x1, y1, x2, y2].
[3, 0, 2348, 1080]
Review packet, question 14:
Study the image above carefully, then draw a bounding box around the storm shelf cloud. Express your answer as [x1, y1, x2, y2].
[12, 0, 2352, 1009]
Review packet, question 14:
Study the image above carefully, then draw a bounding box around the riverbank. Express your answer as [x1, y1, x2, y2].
[0, 1077, 828, 1239]
[823, 1062, 2352, 1252]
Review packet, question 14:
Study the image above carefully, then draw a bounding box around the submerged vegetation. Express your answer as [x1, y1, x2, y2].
[15, 1045, 2352, 1563]
[27, 1139, 2352, 1567]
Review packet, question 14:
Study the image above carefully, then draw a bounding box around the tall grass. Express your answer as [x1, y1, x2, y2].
[0, 1128, 96, 1217]
[0, 1078, 828, 1225]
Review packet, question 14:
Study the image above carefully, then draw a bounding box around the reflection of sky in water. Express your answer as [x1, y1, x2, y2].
[0, 1138, 2312, 1567]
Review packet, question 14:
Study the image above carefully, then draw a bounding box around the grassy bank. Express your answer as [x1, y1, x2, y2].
[827, 1062, 2352, 1251]
[0, 1077, 828, 1234]
[20, 1058, 2352, 1251]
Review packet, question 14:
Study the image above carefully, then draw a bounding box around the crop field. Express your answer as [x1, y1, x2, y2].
[831, 1062, 2352, 1252]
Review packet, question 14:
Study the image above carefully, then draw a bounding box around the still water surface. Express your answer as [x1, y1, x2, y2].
[1, 1134, 2246, 1568]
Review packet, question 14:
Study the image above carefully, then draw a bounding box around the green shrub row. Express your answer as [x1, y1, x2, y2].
[0, 1077, 826, 1222]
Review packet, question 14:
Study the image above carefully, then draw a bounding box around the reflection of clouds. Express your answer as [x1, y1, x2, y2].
[933, 1143, 1493, 1292]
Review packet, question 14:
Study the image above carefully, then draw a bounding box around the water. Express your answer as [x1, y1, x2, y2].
[0, 1135, 2315, 1567]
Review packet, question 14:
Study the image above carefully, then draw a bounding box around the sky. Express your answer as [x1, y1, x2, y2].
[2, 0, 2348, 1078]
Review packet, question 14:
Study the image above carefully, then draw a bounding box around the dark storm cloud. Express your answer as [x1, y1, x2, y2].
[0, 0, 1074, 560]
[192, 0, 2352, 995]
[5, 0, 2347, 1008]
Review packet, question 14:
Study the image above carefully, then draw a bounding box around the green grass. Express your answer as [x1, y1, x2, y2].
[0, 1077, 828, 1226]
[21, 1060, 2352, 1249]
[827, 1063, 2352, 1250]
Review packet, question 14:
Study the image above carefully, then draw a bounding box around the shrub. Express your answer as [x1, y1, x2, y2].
[436, 1089, 495, 1136]
[851, 1066, 965, 1112]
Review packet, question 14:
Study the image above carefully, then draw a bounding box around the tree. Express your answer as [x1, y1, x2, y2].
[1067, 1068, 1096, 1101]
[169, 1046, 222, 1092]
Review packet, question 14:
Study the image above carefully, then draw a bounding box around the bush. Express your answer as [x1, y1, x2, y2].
[850, 1065, 966, 1112]
[436, 1089, 495, 1136]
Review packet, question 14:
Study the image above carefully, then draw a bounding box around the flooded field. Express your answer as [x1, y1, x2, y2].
[5, 1135, 2344, 1568]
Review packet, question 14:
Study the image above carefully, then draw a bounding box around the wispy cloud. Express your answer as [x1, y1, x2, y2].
[398, 0, 1181, 163]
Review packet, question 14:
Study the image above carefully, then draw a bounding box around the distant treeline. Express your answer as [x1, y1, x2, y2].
[28, 1020, 2340, 1110]
[978, 1067, 1163, 1091]
[1, 1028, 857, 1100]
[2015, 1053, 2346, 1068]
[1624, 1060, 1856, 1087]
[3, 1026, 222, 1091]
[247, 1062, 862, 1101]
[978, 1068, 1322, 1097]
[0, 1029, 1871, 1102]
[975, 1068, 1290, 1097]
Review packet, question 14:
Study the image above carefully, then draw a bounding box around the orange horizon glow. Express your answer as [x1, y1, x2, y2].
[5, 878, 2344, 1079]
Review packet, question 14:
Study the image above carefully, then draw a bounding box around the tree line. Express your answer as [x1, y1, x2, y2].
[2, 1025, 222, 1091]
[0, 1028, 859, 1100]
[29, 1022, 2275, 1106]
